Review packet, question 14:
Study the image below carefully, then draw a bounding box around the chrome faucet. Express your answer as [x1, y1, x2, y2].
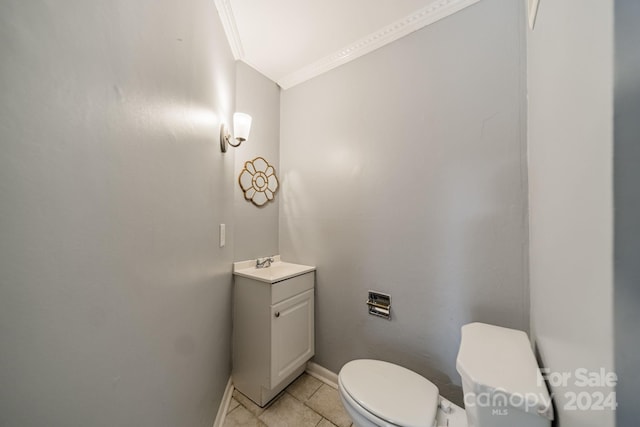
[256, 257, 274, 269]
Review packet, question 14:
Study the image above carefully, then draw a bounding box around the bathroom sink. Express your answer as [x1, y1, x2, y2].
[233, 256, 315, 284]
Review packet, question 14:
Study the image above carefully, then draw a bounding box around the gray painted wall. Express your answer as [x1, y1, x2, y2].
[0, 1, 236, 426]
[234, 62, 280, 261]
[279, 0, 527, 404]
[614, 0, 640, 425]
[527, 1, 615, 426]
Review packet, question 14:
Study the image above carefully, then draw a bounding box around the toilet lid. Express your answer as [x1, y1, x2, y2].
[339, 359, 439, 427]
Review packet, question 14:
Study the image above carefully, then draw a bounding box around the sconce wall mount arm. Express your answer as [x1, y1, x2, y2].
[220, 112, 252, 153]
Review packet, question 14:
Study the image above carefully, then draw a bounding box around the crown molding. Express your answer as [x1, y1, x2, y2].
[527, 0, 540, 30]
[215, 0, 482, 89]
[278, 0, 481, 89]
[214, 0, 244, 59]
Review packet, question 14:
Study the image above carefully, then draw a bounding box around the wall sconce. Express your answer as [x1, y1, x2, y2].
[220, 112, 252, 152]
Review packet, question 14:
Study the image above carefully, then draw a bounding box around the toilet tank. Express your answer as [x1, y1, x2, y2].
[456, 323, 553, 427]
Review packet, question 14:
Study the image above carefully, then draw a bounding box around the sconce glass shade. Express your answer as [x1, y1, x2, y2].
[220, 112, 252, 152]
[233, 112, 252, 142]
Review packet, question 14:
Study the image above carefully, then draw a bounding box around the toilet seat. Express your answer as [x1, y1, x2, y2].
[339, 379, 403, 427]
[339, 359, 439, 427]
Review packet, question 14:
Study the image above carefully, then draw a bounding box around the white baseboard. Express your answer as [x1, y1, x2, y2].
[212, 376, 234, 427]
[305, 361, 339, 389]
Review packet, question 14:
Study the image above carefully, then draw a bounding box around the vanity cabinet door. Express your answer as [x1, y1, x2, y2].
[270, 289, 314, 388]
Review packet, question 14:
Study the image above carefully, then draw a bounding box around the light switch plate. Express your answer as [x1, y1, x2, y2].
[219, 224, 226, 247]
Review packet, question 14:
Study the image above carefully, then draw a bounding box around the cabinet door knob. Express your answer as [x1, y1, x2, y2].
[275, 312, 280, 318]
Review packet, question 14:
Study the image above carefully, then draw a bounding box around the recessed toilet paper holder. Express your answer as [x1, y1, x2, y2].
[366, 291, 391, 320]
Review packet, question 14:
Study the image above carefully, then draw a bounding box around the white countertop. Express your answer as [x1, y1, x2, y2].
[233, 256, 316, 284]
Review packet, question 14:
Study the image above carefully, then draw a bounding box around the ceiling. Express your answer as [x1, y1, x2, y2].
[215, 0, 481, 89]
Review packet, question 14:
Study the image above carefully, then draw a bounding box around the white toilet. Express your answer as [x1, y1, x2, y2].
[338, 323, 553, 427]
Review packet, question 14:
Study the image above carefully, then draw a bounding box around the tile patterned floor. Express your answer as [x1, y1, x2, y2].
[223, 374, 353, 427]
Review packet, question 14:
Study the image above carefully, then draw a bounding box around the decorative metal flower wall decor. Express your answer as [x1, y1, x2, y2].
[238, 157, 279, 207]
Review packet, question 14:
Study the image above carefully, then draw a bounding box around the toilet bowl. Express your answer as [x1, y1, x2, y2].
[338, 323, 553, 427]
[338, 359, 466, 427]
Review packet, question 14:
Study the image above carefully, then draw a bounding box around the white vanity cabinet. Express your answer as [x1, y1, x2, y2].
[232, 260, 315, 407]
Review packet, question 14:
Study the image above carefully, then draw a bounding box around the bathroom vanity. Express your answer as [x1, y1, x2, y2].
[232, 257, 316, 406]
